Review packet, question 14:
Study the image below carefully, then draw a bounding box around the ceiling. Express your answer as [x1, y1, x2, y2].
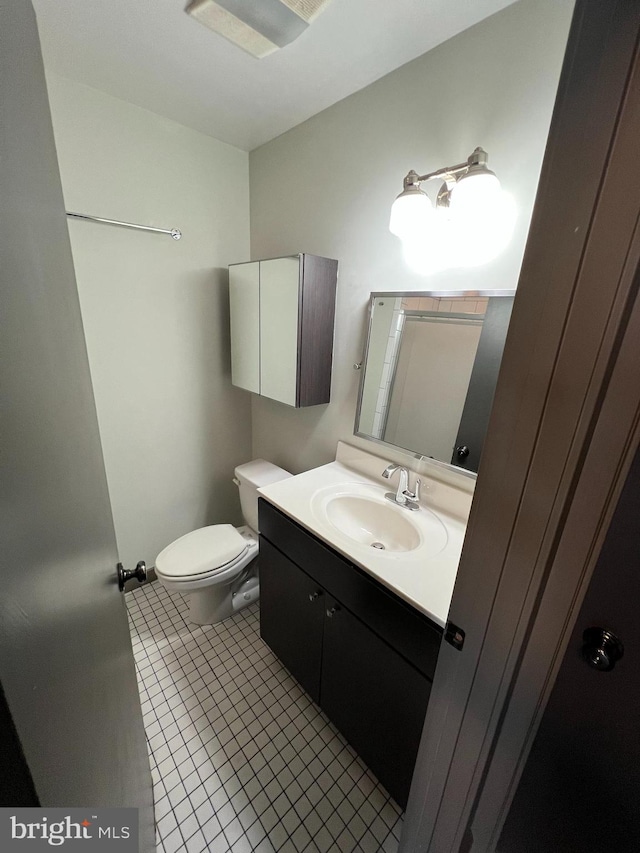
[31, 0, 519, 151]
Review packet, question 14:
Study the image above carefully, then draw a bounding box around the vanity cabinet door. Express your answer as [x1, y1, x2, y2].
[259, 537, 325, 704]
[320, 597, 432, 809]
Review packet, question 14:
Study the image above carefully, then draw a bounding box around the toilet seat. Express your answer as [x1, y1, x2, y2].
[155, 524, 250, 582]
[153, 458, 292, 624]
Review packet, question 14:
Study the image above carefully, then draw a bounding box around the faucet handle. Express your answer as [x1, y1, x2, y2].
[404, 476, 421, 503]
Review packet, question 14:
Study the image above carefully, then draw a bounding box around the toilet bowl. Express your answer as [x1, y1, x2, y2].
[155, 460, 292, 625]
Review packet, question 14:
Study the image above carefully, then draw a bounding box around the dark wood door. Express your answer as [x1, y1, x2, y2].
[498, 447, 640, 852]
[259, 538, 326, 703]
[320, 597, 432, 808]
[0, 2, 153, 846]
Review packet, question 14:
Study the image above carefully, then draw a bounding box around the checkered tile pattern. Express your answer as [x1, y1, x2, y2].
[126, 582, 403, 853]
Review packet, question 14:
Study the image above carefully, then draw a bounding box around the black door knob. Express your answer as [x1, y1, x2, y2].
[117, 560, 147, 592]
[581, 627, 624, 672]
[455, 445, 470, 459]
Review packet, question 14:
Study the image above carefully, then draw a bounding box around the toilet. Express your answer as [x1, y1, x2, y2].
[155, 460, 292, 625]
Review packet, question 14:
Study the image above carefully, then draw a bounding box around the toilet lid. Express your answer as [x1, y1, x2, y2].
[156, 524, 248, 579]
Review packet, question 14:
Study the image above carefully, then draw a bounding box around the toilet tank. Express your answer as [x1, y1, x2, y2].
[234, 459, 292, 533]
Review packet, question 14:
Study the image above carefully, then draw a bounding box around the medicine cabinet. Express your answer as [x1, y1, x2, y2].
[229, 254, 338, 408]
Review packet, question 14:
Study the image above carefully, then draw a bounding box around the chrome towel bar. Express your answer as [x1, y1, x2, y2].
[66, 211, 182, 240]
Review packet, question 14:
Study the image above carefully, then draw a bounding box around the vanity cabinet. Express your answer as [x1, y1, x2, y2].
[229, 254, 338, 407]
[258, 498, 442, 808]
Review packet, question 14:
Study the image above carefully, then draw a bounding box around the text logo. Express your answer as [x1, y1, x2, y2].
[1, 809, 137, 851]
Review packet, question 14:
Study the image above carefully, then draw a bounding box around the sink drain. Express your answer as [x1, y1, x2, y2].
[371, 541, 386, 550]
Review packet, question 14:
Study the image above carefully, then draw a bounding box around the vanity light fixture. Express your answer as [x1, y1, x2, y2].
[389, 147, 499, 240]
[390, 147, 515, 273]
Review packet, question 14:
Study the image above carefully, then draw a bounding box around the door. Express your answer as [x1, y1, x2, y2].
[229, 261, 261, 394]
[497, 446, 640, 852]
[259, 538, 325, 703]
[0, 1, 153, 847]
[321, 598, 432, 809]
[401, 4, 640, 850]
[260, 256, 300, 406]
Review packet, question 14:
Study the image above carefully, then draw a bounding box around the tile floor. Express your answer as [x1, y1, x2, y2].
[126, 582, 404, 853]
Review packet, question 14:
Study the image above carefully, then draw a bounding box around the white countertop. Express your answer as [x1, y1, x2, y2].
[258, 443, 473, 628]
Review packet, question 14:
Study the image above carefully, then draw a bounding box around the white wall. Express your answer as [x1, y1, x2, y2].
[249, 0, 574, 475]
[46, 75, 252, 568]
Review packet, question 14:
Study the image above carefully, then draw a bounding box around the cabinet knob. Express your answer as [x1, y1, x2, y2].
[308, 590, 322, 602]
[326, 605, 340, 618]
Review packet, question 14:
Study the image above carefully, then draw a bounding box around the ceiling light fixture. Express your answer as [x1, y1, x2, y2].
[186, 0, 334, 59]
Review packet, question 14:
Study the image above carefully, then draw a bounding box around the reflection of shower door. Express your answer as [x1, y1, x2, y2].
[1, 2, 153, 843]
[384, 315, 482, 461]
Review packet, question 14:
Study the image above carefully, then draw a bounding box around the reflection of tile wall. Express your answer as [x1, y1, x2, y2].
[401, 297, 488, 313]
[371, 298, 404, 439]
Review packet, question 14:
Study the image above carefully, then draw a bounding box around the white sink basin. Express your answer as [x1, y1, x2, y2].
[258, 446, 474, 626]
[324, 494, 421, 551]
[311, 483, 448, 557]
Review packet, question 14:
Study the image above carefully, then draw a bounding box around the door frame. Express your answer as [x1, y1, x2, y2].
[400, 2, 640, 851]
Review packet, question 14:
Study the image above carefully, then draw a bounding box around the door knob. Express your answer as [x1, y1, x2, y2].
[117, 560, 147, 592]
[581, 627, 624, 672]
[455, 445, 470, 459]
[326, 605, 340, 618]
[308, 590, 322, 602]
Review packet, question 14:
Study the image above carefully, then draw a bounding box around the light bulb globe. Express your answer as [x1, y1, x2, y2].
[389, 187, 433, 239]
[449, 169, 501, 217]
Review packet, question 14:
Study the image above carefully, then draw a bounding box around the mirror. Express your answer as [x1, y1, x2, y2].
[355, 291, 514, 473]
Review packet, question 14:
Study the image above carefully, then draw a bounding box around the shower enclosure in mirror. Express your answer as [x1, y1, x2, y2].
[354, 291, 515, 473]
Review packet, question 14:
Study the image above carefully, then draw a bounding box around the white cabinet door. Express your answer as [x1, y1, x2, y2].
[229, 261, 260, 394]
[260, 257, 300, 406]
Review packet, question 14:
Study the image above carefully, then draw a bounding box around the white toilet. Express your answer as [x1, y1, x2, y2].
[155, 460, 292, 625]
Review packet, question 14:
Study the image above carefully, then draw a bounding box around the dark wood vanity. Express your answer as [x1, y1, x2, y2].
[258, 498, 443, 808]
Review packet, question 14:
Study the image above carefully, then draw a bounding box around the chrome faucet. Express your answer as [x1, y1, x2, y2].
[382, 464, 421, 511]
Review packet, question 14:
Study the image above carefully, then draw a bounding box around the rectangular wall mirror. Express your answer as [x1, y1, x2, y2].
[354, 291, 515, 474]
